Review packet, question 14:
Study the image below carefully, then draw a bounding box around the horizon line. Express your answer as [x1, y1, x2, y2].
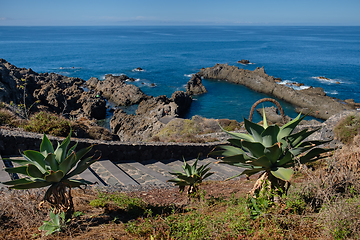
[1, 24, 360, 27]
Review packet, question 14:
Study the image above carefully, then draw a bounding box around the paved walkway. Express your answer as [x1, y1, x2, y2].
[0, 156, 243, 188]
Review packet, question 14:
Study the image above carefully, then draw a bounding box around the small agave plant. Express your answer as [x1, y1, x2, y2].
[168, 157, 214, 199]
[210, 110, 333, 196]
[1, 131, 98, 219]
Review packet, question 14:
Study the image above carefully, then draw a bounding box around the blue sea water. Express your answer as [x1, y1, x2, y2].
[0, 26, 360, 123]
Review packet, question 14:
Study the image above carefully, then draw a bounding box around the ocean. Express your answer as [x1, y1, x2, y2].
[1, 26, 359, 123]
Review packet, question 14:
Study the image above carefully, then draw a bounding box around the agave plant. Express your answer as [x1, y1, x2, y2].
[1, 131, 98, 219]
[210, 110, 333, 196]
[168, 157, 214, 199]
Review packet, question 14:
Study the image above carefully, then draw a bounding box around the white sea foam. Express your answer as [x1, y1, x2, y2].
[276, 80, 310, 91]
[184, 74, 194, 78]
[312, 76, 341, 84]
[326, 90, 339, 95]
[132, 68, 145, 72]
[59, 67, 82, 70]
[99, 73, 125, 80]
[238, 62, 255, 65]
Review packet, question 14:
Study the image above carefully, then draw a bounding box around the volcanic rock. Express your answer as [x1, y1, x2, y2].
[186, 74, 207, 95]
[110, 91, 192, 141]
[85, 74, 149, 106]
[237, 59, 250, 64]
[0, 59, 106, 120]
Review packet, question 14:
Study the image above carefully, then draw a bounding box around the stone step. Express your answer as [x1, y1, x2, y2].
[142, 159, 174, 179]
[0, 155, 11, 186]
[0, 154, 246, 188]
[97, 160, 140, 186]
[122, 161, 170, 185]
[79, 167, 105, 187]
[115, 161, 164, 186]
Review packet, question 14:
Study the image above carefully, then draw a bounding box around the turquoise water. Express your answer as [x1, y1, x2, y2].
[1, 26, 359, 122]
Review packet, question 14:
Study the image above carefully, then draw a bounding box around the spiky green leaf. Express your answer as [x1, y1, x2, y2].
[40, 133, 54, 156]
[58, 152, 76, 175]
[244, 118, 264, 142]
[23, 150, 46, 171]
[1, 177, 41, 186]
[264, 143, 283, 164]
[5, 165, 29, 176]
[65, 157, 97, 179]
[219, 124, 254, 142]
[26, 164, 44, 178]
[221, 154, 253, 164]
[45, 170, 64, 182]
[261, 125, 280, 147]
[54, 132, 72, 163]
[9, 181, 52, 189]
[210, 145, 247, 157]
[278, 113, 306, 141]
[247, 156, 272, 168]
[262, 108, 268, 129]
[44, 153, 58, 171]
[270, 167, 293, 181]
[241, 140, 265, 158]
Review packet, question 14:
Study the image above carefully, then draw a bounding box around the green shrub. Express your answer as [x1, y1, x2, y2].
[334, 114, 360, 144]
[23, 111, 71, 137]
[218, 119, 242, 131]
[0, 109, 14, 125]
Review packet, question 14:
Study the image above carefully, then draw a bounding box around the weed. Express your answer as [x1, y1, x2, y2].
[334, 113, 360, 144]
[0, 108, 14, 125]
[22, 111, 71, 136]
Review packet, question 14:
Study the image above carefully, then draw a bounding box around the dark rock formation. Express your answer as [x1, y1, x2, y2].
[86, 74, 149, 106]
[0, 59, 106, 120]
[186, 74, 207, 95]
[170, 91, 192, 116]
[110, 91, 192, 141]
[198, 64, 359, 120]
[238, 59, 250, 64]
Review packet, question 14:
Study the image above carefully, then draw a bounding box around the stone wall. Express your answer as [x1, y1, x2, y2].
[0, 129, 223, 162]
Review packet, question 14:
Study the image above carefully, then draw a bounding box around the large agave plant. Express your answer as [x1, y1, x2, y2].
[1, 132, 98, 219]
[210, 110, 333, 196]
[168, 157, 214, 199]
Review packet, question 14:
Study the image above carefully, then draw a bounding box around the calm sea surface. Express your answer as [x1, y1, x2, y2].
[1, 26, 359, 122]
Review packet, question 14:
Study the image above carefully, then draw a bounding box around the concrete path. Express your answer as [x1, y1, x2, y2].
[0, 155, 244, 188]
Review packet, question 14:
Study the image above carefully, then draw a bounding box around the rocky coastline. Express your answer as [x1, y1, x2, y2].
[1, 59, 358, 144]
[197, 63, 360, 120]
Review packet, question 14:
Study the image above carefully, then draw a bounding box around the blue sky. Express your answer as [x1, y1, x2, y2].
[1, 0, 359, 26]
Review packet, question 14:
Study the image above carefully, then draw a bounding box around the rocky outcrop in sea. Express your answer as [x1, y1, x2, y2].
[198, 63, 360, 120]
[186, 74, 207, 95]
